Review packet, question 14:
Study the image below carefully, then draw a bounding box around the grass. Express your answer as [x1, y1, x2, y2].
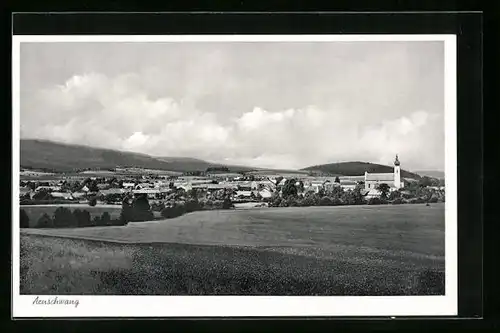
[20, 204, 445, 295]
[21, 205, 122, 227]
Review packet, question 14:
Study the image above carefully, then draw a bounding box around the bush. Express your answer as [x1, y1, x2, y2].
[222, 198, 234, 209]
[367, 197, 382, 205]
[391, 198, 403, 205]
[379, 198, 389, 205]
[429, 197, 439, 203]
[20, 209, 30, 228]
[36, 213, 53, 228]
[203, 199, 214, 209]
[131, 195, 154, 222]
[319, 196, 333, 206]
[161, 203, 186, 219]
[73, 209, 92, 227]
[100, 212, 112, 226]
[88, 197, 97, 207]
[53, 207, 78, 228]
[185, 199, 201, 213]
[415, 197, 426, 204]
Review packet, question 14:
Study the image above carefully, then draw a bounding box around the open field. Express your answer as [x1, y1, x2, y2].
[20, 204, 445, 295]
[21, 205, 122, 227]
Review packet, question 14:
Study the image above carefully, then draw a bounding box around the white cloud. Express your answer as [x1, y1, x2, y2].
[21, 71, 444, 171]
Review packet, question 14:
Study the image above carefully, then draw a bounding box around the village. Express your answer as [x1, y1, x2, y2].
[19, 156, 445, 209]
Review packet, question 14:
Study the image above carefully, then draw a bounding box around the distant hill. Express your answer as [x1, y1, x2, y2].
[20, 139, 258, 173]
[415, 170, 445, 179]
[301, 161, 422, 179]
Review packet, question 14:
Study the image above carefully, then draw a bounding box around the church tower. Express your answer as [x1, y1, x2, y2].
[394, 154, 401, 189]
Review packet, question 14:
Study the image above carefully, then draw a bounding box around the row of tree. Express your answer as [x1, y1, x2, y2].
[20, 207, 126, 229]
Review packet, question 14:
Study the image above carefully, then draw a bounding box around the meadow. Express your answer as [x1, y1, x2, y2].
[20, 204, 445, 295]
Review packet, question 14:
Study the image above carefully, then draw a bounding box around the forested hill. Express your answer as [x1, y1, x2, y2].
[302, 161, 422, 179]
[20, 139, 256, 173]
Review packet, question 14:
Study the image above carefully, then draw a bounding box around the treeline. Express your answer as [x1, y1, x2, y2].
[154, 198, 234, 219]
[20, 207, 126, 229]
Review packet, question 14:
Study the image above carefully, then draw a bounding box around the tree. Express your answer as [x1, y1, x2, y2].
[418, 176, 434, 188]
[20, 209, 30, 228]
[120, 196, 133, 223]
[222, 197, 234, 209]
[53, 207, 78, 228]
[131, 194, 154, 222]
[89, 180, 99, 192]
[36, 213, 53, 228]
[388, 189, 402, 201]
[297, 180, 305, 193]
[334, 176, 340, 184]
[377, 183, 391, 199]
[73, 209, 91, 227]
[188, 188, 199, 200]
[101, 212, 112, 225]
[281, 178, 298, 198]
[33, 189, 50, 201]
[320, 196, 333, 206]
[88, 197, 97, 207]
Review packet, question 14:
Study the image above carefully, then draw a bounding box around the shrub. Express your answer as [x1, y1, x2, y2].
[131, 195, 154, 222]
[36, 213, 53, 228]
[415, 197, 426, 204]
[379, 198, 389, 205]
[161, 203, 186, 219]
[204, 199, 214, 209]
[222, 198, 234, 209]
[391, 198, 403, 205]
[20, 209, 30, 228]
[100, 212, 112, 226]
[367, 197, 382, 205]
[319, 196, 333, 206]
[88, 197, 97, 207]
[185, 199, 201, 213]
[53, 207, 78, 228]
[270, 197, 282, 207]
[73, 209, 91, 227]
[429, 197, 439, 203]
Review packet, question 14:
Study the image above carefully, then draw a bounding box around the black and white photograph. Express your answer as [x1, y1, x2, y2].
[12, 34, 457, 317]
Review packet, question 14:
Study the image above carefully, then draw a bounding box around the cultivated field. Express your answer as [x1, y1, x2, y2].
[21, 204, 122, 228]
[20, 204, 445, 295]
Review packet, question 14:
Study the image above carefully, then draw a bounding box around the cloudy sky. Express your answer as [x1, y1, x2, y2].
[20, 41, 444, 171]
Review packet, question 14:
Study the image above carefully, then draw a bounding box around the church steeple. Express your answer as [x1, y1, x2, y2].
[393, 154, 401, 189]
[394, 154, 400, 166]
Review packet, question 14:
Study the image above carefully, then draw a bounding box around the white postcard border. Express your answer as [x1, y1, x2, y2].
[12, 34, 457, 318]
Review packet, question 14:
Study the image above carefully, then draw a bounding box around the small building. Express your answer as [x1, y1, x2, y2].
[71, 192, 87, 199]
[35, 186, 61, 192]
[340, 180, 357, 191]
[258, 188, 273, 199]
[19, 187, 32, 198]
[97, 183, 110, 190]
[235, 190, 253, 199]
[49, 192, 73, 200]
[132, 188, 160, 199]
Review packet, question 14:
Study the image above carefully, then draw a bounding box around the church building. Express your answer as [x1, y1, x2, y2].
[364, 155, 404, 191]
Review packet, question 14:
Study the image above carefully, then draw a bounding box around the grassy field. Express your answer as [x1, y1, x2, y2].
[21, 205, 122, 227]
[20, 204, 445, 295]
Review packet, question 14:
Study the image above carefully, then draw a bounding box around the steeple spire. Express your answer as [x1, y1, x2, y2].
[394, 154, 400, 166]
